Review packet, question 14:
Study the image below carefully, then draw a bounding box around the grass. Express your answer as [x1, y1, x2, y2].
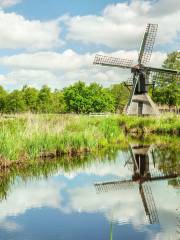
[118, 114, 180, 135]
[0, 113, 179, 164]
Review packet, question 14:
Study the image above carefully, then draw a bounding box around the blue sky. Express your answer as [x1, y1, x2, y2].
[0, 0, 179, 90]
[8, 0, 123, 19]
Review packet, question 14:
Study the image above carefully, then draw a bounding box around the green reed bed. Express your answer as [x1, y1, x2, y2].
[118, 114, 180, 135]
[0, 114, 126, 163]
[0, 113, 179, 164]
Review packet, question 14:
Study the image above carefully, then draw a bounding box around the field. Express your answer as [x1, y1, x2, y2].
[0, 113, 179, 166]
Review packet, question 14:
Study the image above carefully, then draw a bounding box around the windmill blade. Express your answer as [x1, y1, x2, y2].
[138, 23, 158, 65]
[139, 183, 159, 224]
[148, 172, 178, 182]
[147, 66, 180, 76]
[148, 69, 180, 85]
[94, 179, 135, 193]
[93, 54, 133, 69]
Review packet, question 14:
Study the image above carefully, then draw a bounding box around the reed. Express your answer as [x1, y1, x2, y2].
[118, 114, 180, 135]
[0, 113, 179, 163]
[0, 114, 127, 162]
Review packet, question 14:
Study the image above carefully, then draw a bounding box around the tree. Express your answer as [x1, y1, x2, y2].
[0, 86, 7, 113]
[88, 83, 115, 113]
[63, 81, 87, 113]
[37, 85, 54, 113]
[22, 85, 39, 112]
[52, 90, 66, 113]
[63, 81, 115, 113]
[151, 51, 180, 107]
[5, 90, 26, 113]
[110, 83, 129, 113]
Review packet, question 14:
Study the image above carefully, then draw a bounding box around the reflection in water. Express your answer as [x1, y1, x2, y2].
[95, 144, 180, 240]
[0, 143, 179, 240]
[95, 144, 178, 224]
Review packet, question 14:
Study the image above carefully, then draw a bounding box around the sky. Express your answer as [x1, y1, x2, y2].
[0, 0, 179, 90]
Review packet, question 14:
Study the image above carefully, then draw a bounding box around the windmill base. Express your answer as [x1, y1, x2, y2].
[126, 94, 159, 116]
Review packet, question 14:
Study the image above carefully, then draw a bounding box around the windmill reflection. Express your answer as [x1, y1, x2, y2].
[95, 144, 179, 226]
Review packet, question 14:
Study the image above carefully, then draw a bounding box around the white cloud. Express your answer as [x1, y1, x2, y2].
[65, 0, 180, 49]
[0, 10, 62, 50]
[0, 179, 64, 220]
[0, 49, 166, 89]
[0, 50, 92, 71]
[0, 0, 22, 8]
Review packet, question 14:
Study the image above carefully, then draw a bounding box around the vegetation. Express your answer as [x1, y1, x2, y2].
[0, 114, 126, 164]
[118, 114, 180, 135]
[0, 114, 179, 166]
[64, 82, 115, 113]
[151, 51, 180, 107]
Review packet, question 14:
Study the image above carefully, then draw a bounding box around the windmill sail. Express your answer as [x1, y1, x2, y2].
[138, 24, 158, 65]
[147, 66, 180, 75]
[95, 179, 136, 193]
[93, 54, 133, 69]
[139, 183, 159, 224]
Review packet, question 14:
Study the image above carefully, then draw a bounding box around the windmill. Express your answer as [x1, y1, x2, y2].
[93, 23, 180, 115]
[94, 144, 179, 226]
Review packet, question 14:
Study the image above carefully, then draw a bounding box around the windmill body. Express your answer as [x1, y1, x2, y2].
[93, 23, 180, 115]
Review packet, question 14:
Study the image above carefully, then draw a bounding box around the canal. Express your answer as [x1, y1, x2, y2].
[0, 143, 179, 240]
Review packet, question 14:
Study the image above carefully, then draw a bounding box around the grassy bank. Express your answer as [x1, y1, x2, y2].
[118, 114, 180, 135]
[0, 113, 179, 164]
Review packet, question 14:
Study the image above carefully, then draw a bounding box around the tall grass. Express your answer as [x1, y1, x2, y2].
[0, 113, 179, 163]
[0, 114, 126, 162]
[118, 114, 180, 134]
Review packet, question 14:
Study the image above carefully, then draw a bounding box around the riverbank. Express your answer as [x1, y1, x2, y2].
[0, 114, 179, 166]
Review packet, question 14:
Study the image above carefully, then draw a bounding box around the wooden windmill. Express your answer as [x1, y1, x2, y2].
[94, 144, 179, 225]
[93, 23, 180, 115]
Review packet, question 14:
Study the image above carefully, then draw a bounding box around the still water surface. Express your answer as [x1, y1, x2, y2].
[0, 144, 179, 240]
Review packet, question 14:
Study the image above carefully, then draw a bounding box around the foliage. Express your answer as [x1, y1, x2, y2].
[5, 90, 26, 113]
[0, 114, 127, 162]
[63, 81, 115, 113]
[22, 85, 39, 112]
[0, 82, 115, 114]
[0, 114, 179, 164]
[110, 83, 129, 112]
[152, 51, 180, 106]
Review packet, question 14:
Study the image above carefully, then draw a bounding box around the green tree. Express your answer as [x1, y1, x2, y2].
[63, 82, 88, 113]
[52, 90, 66, 113]
[22, 85, 39, 112]
[37, 85, 53, 113]
[152, 51, 180, 107]
[88, 83, 115, 113]
[0, 86, 8, 113]
[64, 81, 115, 113]
[5, 90, 26, 113]
[110, 83, 129, 113]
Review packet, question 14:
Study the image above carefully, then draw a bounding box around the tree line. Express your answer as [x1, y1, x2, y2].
[0, 51, 179, 114]
[0, 82, 129, 114]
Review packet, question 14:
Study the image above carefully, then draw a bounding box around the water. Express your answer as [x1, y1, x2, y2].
[0, 144, 179, 240]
